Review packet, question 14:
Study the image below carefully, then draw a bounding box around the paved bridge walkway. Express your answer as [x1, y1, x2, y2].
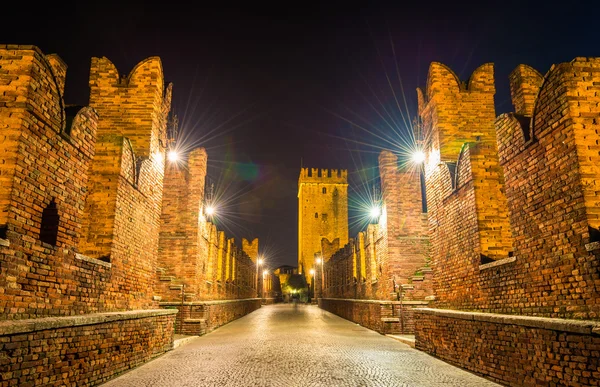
[102, 304, 499, 386]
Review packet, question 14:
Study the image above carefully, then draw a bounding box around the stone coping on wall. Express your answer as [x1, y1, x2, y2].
[586, 241, 600, 252]
[320, 298, 429, 306]
[479, 256, 516, 271]
[159, 298, 261, 307]
[0, 309, 178, 336]
[75, 253, 112, 268]
[415, 308, 600, 335]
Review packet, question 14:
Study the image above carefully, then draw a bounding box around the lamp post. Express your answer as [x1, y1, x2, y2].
[262, 270, 268, 299]
[256, 257, 262, 298]
[316, 257, 324, 298]
[309, 269, 315, 300]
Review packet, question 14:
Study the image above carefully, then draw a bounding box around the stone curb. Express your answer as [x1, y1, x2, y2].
[173, 335, 199, 349]
[0, 309, 178, 336]
[386, 334, 416, 348]
[415, 308, 600, 335]
[320, 298, 429, 305]
[159, 298, 261, 306]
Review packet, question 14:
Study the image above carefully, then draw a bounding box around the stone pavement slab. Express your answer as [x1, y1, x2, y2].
[101, 304, 500, 387]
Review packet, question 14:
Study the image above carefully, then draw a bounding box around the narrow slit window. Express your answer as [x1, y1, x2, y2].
[322, 187, 326, 194]
[315, 213, 318, 218]
[40, 199, 59, 246]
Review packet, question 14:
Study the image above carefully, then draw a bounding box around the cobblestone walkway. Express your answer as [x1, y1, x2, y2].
[102, 304, 499, 387]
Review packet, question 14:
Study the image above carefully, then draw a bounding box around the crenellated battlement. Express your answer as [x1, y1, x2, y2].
[0, 45, 98, 245]
[89, 56, 172, 159]
[417, 62, 496, 164]
[242, 237, 259, 263]
[298, 167, 348, 184]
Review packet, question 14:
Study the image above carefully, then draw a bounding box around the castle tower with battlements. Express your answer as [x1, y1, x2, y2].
[298, 168, 348, 285]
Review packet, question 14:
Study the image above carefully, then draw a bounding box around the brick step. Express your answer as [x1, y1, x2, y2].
[411, 276, 424, 282]
[183, 318, 206, 324]
[169, 284, 183, 290]
[420, 267, 432, 273]
[401, 284, 414, 290]
[183, 293, 195, 301]
[160, 276, 175, 282]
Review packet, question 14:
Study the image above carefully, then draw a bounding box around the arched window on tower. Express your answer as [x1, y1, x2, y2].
[39, 199, 59, 246]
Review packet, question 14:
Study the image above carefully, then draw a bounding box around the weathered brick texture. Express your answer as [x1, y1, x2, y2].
[160, 299, 261, 336]
[0, 310, 176, 387]
[415, 309, 600, 387]
[156, 148, 259, 312]
[0, 45, 175, 386]
[417, 62, 514, 309]
[414, 58, 600, 386]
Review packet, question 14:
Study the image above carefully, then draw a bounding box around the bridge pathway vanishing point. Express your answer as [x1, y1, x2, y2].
[101, 304, 500, 387]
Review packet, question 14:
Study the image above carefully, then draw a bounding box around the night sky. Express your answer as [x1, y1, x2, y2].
[3, 1, 599, 268]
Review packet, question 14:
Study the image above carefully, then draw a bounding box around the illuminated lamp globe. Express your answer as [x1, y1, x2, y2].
[370, 206, 381, 219]
[263, 270, 269, 276]
[412, 150, 426, 164]
[168, 150, 179, 162]
[205, 205, 215, 216]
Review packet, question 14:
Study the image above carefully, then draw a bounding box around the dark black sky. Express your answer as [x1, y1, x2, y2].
[4, 1, 599, 268]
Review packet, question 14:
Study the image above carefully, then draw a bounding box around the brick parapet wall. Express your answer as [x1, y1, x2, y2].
[413, 57, 600, 386]
[319, 298, 428, 334]
[415, 308, 600, 386]
[440, 58, 600, 319]
[160, 298, 261, 335]
[0, 309, 176, 386]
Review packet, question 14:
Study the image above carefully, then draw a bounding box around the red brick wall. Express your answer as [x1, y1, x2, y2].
[414, 58, 600, 386]
[377, 150, 430, 299]
[417, 62, 514, 309]
[157, 148, 258, 303]
[415, 309, 600, 387]
[319, 298, 427, 334]
[0, 310, 176, 387]
[75, 56, 171, 312]
[0, 45, 176, 386]
[161, 299, 261, 335]
[487, 58, 600, 319]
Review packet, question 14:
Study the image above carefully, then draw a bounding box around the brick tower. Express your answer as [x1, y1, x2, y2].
[298, 168, 348, 285]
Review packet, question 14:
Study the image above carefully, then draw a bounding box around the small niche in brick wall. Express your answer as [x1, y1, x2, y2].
[39, 199, 59, 246]
[590, 226, 600, 243]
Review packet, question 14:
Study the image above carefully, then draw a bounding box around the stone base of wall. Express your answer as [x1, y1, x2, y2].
[160, 298, 261, 335]
[415, 308, 600, 387]
[0, 309, 177, 387]
[318, 298, 428, 334]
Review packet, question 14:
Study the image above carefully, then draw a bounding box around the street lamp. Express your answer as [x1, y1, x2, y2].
[316, 257, 324, 298]
[167, 150, 179, 162]
[205, 205, 215, 216]
[262, 270, 269, 299]
[256, 257, 263, 298]
[412, 150, 426, 164]
[369, 206, 381, 219]
[310, 269, 315, 300]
